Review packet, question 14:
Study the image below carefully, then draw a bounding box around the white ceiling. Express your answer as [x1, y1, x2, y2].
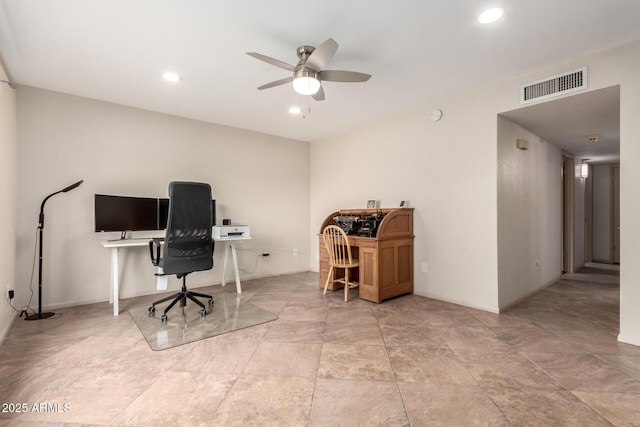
[1, 0, 639, 146]
[501, 86, 620, 165]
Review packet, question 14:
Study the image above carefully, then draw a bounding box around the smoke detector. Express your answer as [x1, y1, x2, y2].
[586, 134, 599, 143]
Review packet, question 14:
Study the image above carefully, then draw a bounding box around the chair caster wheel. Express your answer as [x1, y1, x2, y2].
[208, 299, 213, 306]
[148, 306, 155, 313]
[200, 309, 207, 317]
[160, 314, 168, 322]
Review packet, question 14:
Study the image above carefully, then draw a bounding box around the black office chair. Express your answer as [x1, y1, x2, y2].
[148, 181, 214, 321]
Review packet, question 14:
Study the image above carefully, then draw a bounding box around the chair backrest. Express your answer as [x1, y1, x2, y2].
[162, 181, 214, 275]
[322, 225, 354, 267]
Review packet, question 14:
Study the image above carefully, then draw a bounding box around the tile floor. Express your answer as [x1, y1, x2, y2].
[1, 268, 639, 426]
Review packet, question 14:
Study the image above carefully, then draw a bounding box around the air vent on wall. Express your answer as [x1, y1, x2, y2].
[520, 66, 587, 104]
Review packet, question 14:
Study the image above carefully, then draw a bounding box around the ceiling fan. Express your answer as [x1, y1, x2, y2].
[246, 38, 371, 101]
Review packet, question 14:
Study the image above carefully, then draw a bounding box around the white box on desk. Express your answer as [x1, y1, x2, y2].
[213, 225, 250, 239]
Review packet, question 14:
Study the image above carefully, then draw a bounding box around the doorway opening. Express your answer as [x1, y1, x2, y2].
[587, 164, 620, 265]
[498, 85, 620, 322]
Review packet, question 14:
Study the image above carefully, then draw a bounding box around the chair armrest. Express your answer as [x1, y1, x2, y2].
[149, 238, 164, 266]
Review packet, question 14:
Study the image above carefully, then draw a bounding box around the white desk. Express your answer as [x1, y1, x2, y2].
[101, 238, 153, 316]
[215, 236, 251, 294]
[103, 235, 249, 315]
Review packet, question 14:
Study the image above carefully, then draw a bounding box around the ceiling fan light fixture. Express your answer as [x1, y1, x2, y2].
[292, 69, 320, 95]
[292, 76, 320, 95]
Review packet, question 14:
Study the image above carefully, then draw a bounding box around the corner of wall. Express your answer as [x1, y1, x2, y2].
[0, 62, 18, 345]
[0, 311, 17, 343]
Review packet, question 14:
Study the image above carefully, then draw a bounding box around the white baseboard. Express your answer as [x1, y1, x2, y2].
[414, 291, 500, 314]
[0, 311, 17, 346]
[586, 261, 620, 271]
[40, 269, 313, 311]
[497, 274, 561, 313]
[618, 333, 640, 347]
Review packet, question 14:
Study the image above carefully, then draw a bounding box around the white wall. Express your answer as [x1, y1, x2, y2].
[16, 87, 310, 310]
[311, 40, 640, 345]
[497, 117, 562, 308]
[592, 164, 613, 262]
[0, 64, 17, 340]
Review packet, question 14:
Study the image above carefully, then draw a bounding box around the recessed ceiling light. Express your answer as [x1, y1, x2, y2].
[478, 7, 505, 24]
[289, 106, 302, 114]
[162, 72, 182, 82]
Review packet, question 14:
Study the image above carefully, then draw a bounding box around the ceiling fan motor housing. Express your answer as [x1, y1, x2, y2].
[294, 68, 318, 79]
[296, 45, 316, 64]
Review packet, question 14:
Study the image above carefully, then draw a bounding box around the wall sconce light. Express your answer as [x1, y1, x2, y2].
[516, 139, 529, 150]
[580, 163, 589, 178]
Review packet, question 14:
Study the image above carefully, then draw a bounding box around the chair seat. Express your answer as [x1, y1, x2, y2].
[331, 261, 359, 269]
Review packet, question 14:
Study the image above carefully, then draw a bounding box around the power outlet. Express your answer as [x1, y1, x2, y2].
[421, 262, 428, 273]
[293, 248, 299, 256]
[6, 283, 12, 300]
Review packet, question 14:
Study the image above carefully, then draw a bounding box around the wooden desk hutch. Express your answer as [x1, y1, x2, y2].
[318, 208, 414, 303]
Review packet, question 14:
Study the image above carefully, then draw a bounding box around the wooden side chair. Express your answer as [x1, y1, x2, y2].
[322, 225, 359, 302]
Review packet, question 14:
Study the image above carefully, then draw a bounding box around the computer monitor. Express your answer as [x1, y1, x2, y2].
[94, 194, 158, 233]
[158, 198, 216, 229]
[95, 194, 216, 234]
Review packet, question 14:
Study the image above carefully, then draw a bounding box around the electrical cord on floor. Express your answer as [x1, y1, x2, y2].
[9, 298, 23, 315]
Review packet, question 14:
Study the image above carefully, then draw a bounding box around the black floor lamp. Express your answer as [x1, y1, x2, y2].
[25, 179, 84, 321]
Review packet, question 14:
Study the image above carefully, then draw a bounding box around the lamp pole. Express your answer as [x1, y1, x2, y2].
[25, 180, 83, 321]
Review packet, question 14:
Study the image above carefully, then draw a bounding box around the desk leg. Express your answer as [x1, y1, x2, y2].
[110, 247, 120, 316]
[230, 242, 242, 294]
[221, 243, 230, 287]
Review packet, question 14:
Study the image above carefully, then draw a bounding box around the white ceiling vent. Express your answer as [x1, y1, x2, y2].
[520, 66, 587, 104]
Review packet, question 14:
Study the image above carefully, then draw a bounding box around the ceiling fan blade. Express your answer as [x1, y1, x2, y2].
[257, 77, 292, 90]
[319, 70, 371, 82]
[306, 38, 338, 71]
[246, 52, 295, 72]
[311, 85, 325, 101]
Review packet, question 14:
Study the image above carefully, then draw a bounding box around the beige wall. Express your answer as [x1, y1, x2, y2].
[617, 41, 640, 345]
[592, 164, 614, 262]
[311, 40, 640, 346]
[497, 116, 562, 308]
[310, 91, 501, 312]
[573, 164, 586, 271]
[16, 87, 310, 310]
[0, 64, 17, 340]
